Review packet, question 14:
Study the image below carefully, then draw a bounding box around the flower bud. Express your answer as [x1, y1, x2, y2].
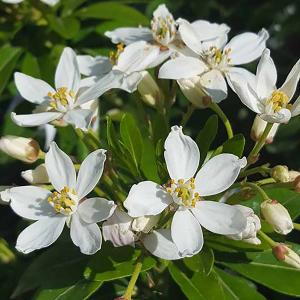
[21, 163, 49, 184]
[0, 186, 11, 204]
[251, 115, 279, 144]
[102, 209, 136, 247]
[272, 244, 300, 269]
[227, 205, 261, 244]
[177, 76, 211, 108]
[137, 71, 163, 107]
[271, 165, 290, 183]
[131, 215, 160, 233]
[260, 199, 293, 234]
[288, 170, 300, 182]
[293, 175, 300, 193]
[0, 135, 40, 163]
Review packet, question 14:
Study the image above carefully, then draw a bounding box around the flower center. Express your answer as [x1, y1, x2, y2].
[166, 178, 200, 208]
[267, 90, 290, 113]
[109, 43, 124, 65]
[151, 15, 176, 46]
[48, 186, 78, 216]
[48, 87, 75, 111]
[204, 47, 231, 71]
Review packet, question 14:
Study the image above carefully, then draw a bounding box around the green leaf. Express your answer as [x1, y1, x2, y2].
[21, 52, 40, 78]
[168, 262, 205, 300]
[215, 267, 266, 300]
[33, 280, 102, 300]
[222, 134, 245, 157]
[120, 113, 143, 170]
[140, 138, 160, 183]
[184, 246, 214, 275]
[0, 45, 22, 95]
[196, 114, 218, 165]
[77, 2, 148, 25]
[106, 116, 120, 152]
[221, 246, 300, 297]
[84, 245, 156, 282]
[47, 15, 80, 39]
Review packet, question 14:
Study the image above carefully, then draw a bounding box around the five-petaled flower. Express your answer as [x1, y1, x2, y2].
[124, 126, 247, 258]
[4, 142, 116, 255]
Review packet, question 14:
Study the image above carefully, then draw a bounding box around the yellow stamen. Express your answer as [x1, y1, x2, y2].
[267, 91, 289, 112]
[109, 43, 124, 65]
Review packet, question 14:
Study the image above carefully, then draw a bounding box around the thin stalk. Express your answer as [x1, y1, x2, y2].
[123, 257, 143, 300]
[209, 102, 233, 139]
[239, 164, 271, 178]
[180, 104, 196, 127]
[241, 182, 269, 201]
[293, 223, 300, 231]
[256, 178, 276, 186]
[258, 231, 278, 247]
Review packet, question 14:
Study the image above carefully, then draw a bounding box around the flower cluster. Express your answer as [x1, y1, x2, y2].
[1, 3, 300, 279]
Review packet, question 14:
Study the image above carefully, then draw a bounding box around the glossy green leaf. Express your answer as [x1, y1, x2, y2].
[215, 268, 266, 300]
[84, 245, 156, 282]
[120, 113, 143, 169]
[168, 262, 205, 300]
[196, 114, 218, 165]
[47, 15, 80, 39]
[77, 2, 148, 25]
[222, 134, 245, 158]
[21, 52, 40, 78]
[0, 45, 22, 95]
[33, 280, 102, 300]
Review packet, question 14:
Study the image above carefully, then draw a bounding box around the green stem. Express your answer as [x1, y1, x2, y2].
[256, 178, 276, 186]
[123, 257, 143, 300]
[93, 186, 106, 197]
[180, 104, 196, 127]
[247, 123, 273, 165]
[38, 150, 45, 160]
[241, 182, 269, 201]
[293, 223, 300, 231]
[258, 231, 278, 247]
[209, 102, 233, 139]
[239, 164, 271, 178]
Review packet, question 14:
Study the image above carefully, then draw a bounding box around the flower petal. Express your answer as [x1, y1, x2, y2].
[9, 186, 54, 220]
[55, 47, 80, 93]
[63, 109, 94, 131]
[45, 142, 76, 192]
[78, 197, 116, 223]
[256, 49, 277, 99]
[70, 213, 102, 255]
[279, 57, 300, 99]
[164, 125, 200, 181]
[124, 181, 172, 217]
[195, 154, 247, 196]
[16, 215, 66, 254]
[291, 95, 300, 117]
[171, 208, 203, 257]
[105, 27, 153, 45]
[200, 69, 227, 102]
[11, 112, 63, 127]
[224, 29, 269, 65]
[159, 56, 207, 80]
[14, 72, 55, 104]
[143, 229, 183, 260]
[260, 109, 291, 124]
[76, 149, 106, 199]
[226, 67, 256, 94]
[192, 201, 247, 234]
[77, 55, 112, 77]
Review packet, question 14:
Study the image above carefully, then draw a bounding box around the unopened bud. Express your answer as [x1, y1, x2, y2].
[293, 175, 300, 193]
[177, 76, 211, 108]
[288, 170, 300, 182]
[272, 244, 300, 269]
[271, 165, 290, 183]
[131, 215, 160, 233]
[137, 71, 163, 107]
[251, 115, 279, 144]
[21, 163, 49, 184]
[0, 135, 40, 163]
[261, 199, 293, 234]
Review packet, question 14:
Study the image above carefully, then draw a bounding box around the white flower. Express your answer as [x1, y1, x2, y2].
[272, 244, 300, 269]
[21, 163, 49, 184]
[0, 186, 11, 204]
[104, 4, 181, 71]
[227, 205, 261, 244]
[260, 199, 293, 235]
[6, 142, 116, 255]
[0, 135, 40, 163]
[2, 0, 59, 6]
[12, 47, 123, 130]
[159, 20, 268, 103]
[251, 115, 279, 144]
[231, 49, 300, 123]
[124, 126, 247, 258]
